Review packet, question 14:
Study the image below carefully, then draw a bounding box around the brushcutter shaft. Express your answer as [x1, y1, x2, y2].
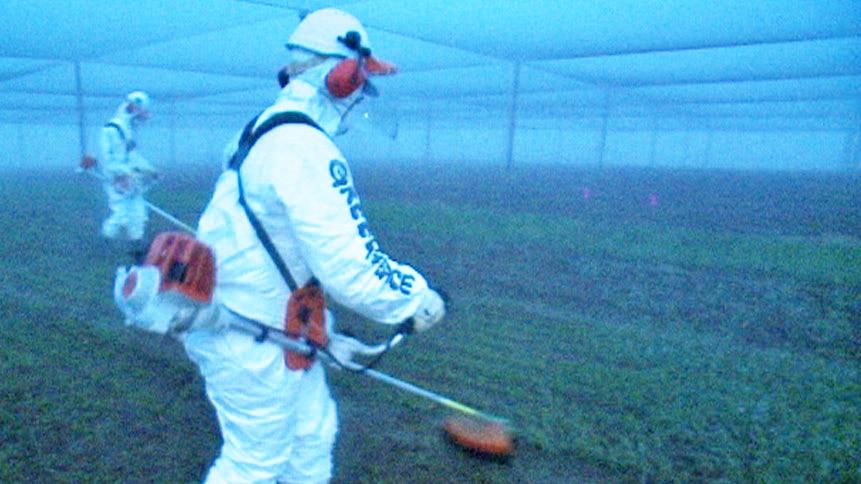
[225, 314, 314, 356]
[79, 166, 195, 235]
[358, 367, 509, 425]
[222, 314, 509, 426]
[144, 201, 196, 234]
[226, 315, 515, 458]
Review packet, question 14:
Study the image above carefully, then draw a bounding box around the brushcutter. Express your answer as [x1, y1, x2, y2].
[223, 311, 516, 459]
[77, 159, 196, 235]
[142, 201, 196, 234]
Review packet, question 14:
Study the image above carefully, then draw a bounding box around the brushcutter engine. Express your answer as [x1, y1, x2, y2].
[284, 277, 328, 370]
[114, 231, 219, 335]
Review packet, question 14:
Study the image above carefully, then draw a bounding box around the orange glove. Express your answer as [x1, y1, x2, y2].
[79, 155, 97, 170]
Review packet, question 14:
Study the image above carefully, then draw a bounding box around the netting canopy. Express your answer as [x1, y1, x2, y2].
[1, 0, 859, 170]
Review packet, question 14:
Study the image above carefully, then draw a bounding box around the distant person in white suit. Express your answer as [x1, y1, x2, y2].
[98, 91, 159, 242]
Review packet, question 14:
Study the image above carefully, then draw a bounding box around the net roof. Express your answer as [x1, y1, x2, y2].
[1, 0, 859, 131]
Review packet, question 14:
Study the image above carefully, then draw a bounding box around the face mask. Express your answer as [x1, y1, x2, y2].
[334, 92, 365, 136]
[288, 58, 364, 135]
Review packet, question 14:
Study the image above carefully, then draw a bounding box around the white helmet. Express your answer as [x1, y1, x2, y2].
[283, 8, 396, 100]
[286, 8, 372, 58]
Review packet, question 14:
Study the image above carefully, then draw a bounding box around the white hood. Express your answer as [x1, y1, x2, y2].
[261, 57, 364, 138]
[109, 102, 137, 138]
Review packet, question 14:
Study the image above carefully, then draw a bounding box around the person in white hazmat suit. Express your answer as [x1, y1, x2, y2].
[99, 91, 159, 241]
[182, 9, 447, 484]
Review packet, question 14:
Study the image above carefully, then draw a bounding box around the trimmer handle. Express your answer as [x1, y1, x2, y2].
[397, 317, 417, 335]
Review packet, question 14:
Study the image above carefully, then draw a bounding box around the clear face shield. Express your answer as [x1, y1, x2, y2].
[130, 114, 148, 129]
[323, 46, 398, 136]
[346, 96, 399, 140]
[330, 63, 399, 138]
[334, 91, 367, 136]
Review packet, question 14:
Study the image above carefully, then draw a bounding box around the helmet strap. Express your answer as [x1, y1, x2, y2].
[283, 55, 329, 78]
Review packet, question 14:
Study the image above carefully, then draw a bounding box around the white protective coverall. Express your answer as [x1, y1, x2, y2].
[183, 11, 444, 483]
[99, 98, 157, 240]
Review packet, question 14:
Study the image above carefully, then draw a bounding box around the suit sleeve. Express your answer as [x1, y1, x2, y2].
[266, 129, 431, 325]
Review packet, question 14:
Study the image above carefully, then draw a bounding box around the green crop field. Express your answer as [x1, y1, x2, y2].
[1, 163, 858, 483]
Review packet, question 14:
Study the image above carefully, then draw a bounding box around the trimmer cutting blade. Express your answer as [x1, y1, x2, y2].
[443, 414, 515, 460]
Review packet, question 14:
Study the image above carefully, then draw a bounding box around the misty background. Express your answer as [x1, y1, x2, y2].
[0, 0, 859, 171]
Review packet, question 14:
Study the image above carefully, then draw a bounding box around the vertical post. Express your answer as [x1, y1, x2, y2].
[596, 87, 610, 167]
[17, 123, 26, 170]
[74, 61, 87, 158]
[855, 129, 861, 170]
[169, 98, 177, 165]
[648, 114, 658, 167]
[505, 62, 521, 169]
[682, 117, 691, 168]
[703, 119, 713, 168]
[846, 101, 861, 170]
[390, 103, 399, 141]
[845, 128, 861, 171]
[424, 103, 432, 162]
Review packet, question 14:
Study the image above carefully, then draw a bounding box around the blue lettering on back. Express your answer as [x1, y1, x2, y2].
[329, 159, 413, 295]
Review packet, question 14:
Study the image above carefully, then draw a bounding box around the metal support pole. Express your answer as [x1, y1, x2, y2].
[74, 61, 87, 158]
[425, 103, 432, 162]
[597, 88, 610, 167]
[505, 62, 521, 169]
[648, 114, 658, 167]
[169, 98, 177, 166]
[703, 119, 713, 168]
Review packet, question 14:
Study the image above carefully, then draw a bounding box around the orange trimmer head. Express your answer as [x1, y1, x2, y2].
[443, 414, 515, 460]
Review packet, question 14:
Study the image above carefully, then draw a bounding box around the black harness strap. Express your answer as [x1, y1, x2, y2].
[105, 121, 126, 140]
[229, 111, 326, 292]
[105, 121, 137, 152]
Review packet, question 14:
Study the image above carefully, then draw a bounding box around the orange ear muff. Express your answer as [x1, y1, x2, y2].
[326, 58, 366, 98]
[125, 102, 150, 120]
